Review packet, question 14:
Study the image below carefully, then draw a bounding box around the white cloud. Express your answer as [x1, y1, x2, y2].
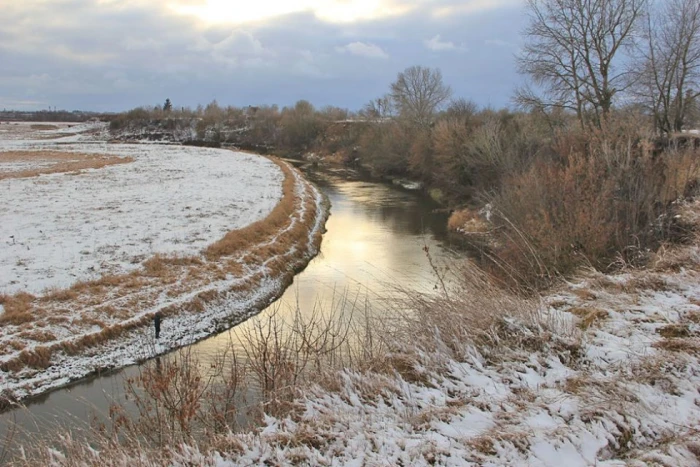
[192, 31, 276, 68]
[433, 0, 522, 18]
[122, 37, 164, 51]
[171, 0, 415, 25]
[335, 41, 388, 59]
[424, 35, 468, 52]
[424, 34, 456, 51]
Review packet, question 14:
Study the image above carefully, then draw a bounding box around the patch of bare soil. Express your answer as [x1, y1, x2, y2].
[0, 151, 133, 180]
[29, 124, 60, 131]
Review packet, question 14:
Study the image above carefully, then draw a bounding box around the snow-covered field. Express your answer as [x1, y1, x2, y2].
[1, 143, 283, 294]
[0, 121, 107, 143]
[0, 123, 328, 400]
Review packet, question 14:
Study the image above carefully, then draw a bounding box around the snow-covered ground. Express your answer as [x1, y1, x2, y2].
[0, 143, 283, 294]
[153, 226, 700, 466]
[0, 123, 328, 401]
[34, 228, 700, 466]
[0, 121, 107, 143]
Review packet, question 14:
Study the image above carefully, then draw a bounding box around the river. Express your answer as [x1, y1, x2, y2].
[0, 165, 458, 457]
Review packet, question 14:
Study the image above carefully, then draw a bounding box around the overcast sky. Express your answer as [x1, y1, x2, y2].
[0, 0, 526, 112]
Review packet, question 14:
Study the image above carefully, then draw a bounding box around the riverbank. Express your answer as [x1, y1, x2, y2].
[0, 124, 329, 406]
[15, 199, 700, 466]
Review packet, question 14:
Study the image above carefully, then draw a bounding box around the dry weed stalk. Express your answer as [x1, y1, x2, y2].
[388, 259, 545, 361]
[233, 292, 360, 416]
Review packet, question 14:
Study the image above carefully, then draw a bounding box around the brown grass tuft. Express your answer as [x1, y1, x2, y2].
[0, 150, 134, 180]
[17, 329, 57, 343]
[654, 338, 699, 353]
[568, 307, 609, 329]
[658, 325, 691, 339]
[572, 289, 597, 301]
[0, 292, 36, 325]
[42, 287, 78, 302]
[2, 346, 53, 371]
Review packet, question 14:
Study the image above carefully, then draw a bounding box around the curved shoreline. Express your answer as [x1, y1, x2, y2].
[0, 155, 330, 408]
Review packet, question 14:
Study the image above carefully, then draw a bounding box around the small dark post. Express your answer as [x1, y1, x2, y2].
[154, 312, 161, 339]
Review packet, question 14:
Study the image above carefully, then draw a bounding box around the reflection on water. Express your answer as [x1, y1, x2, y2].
[0, 167, 457, 452]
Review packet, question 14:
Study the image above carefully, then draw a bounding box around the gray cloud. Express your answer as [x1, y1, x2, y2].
[0, 0, 526, 111]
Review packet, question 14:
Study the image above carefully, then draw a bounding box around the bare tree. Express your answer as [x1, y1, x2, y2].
[390, 66, 452, 127]
[517, 0, 646, 128]
[635, 0, 700, 134]
[361, 94, 395, 121]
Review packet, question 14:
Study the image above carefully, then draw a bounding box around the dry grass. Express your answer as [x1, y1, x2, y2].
[568, 307, 609, 329]
[658, 324, 691, 339]
[41, 287, 78, 303]
[0, 151, 134, 180]
[384, 260, 552, 363]
[1, 346, 53, 372]
[17, 330, 57, 343]
[0, 292, 36, 325]
[29, 124, 59, 131]
[571, 288, 597, 301]
[654, 338, 699, 353]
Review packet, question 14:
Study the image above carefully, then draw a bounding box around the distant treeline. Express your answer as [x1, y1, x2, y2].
[0, 110, 108, 122]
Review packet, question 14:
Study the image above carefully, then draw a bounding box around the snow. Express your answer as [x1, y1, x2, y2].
[0, 123, 329, 402]
[0, 142, 283, 294]
[159, 238, 700, 466]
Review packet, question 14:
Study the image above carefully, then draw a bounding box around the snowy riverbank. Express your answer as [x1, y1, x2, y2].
[0, 123, 329, 402]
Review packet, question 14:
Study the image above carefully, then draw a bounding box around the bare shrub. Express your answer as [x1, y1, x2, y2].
[485, 121, 700, 290]
[431, 111, 546, 204]
[233, 294, 357, 416]
[115, 349, 213, 447]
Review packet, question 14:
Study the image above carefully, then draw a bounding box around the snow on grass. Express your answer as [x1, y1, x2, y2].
[151, 231, 700, 466]
[0, 143, 283, 294]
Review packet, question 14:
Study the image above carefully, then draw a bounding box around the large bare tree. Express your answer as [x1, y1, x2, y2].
[635, 0, 700, 134]
[390, 66, 452, 128]
[517, 0, 646, 128]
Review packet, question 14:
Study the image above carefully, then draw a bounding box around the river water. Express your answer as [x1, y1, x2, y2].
[0, 166, 457, 456]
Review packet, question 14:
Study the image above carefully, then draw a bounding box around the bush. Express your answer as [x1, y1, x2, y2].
[485, 121, 700, 290]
